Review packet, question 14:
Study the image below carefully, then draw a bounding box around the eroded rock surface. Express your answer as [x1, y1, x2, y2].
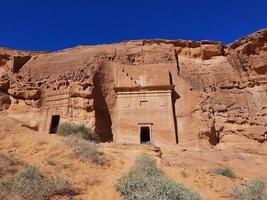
[0, 29, 266, 146]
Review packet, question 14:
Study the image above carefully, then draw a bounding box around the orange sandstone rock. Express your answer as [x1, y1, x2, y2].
[0, 29, 266, 147]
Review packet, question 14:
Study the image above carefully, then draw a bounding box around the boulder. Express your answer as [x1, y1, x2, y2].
[0, 92, 10, 110]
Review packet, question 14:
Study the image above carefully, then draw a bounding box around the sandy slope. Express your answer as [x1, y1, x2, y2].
[0, 113, 266, 200]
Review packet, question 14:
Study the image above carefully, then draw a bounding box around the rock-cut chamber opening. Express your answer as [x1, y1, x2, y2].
[49, 115, 60, 134]
[140, 126, 150, 144]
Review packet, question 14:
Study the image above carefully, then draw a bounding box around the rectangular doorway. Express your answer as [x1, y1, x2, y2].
[49, 115, 60, 134]
[140, 126, 150, 144]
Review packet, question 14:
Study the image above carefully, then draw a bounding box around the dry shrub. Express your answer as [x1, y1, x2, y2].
[57, 123, 98, 142]
[44, 159, 56, 166]
[116, 155, 203, 200]
[0, 166, 76, 200]
[37, 139, 48, 146]
[0, 154, 23, 178]
[229, 179, 267, 200]
[63, 135, 106, 166]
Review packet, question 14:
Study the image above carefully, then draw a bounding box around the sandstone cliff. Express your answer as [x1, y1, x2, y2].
[0, 29, 266, 147]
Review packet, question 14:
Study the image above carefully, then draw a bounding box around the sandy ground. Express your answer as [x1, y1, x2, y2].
[0, 113, 266, 200]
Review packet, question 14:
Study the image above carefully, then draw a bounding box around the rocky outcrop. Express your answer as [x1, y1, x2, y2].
[173, 29, 267, 146]
[0, 29, 266, 146]
[0, 92, 10, 111]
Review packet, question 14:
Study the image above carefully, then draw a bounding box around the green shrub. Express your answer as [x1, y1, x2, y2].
[213, 167, 237, 179]
[229, 179, 267, 200]
[57, 123, 98, 142]
[1, 166, 76, 200]
[115, 155, 203, 200]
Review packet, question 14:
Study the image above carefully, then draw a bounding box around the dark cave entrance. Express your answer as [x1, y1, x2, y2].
[140, 126, 151, 144]
[49, 115, 60, 134]
[209, 125, 220, 145]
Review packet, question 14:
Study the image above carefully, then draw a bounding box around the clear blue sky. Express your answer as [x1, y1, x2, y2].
[1, 0, 266, 51]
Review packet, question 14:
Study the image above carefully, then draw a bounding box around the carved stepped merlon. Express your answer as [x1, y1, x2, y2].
[117, 67, 141, 87]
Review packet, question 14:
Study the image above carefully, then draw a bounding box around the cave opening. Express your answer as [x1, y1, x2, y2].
[140, 126, 151, 144]
[49, 115, 60, 134]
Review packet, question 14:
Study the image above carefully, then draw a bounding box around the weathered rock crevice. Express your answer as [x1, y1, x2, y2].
[93, 70, 113, 142]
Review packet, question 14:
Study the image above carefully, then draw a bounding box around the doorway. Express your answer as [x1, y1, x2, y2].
[49, 115, 60, 134]
[140, 126, 150, 144]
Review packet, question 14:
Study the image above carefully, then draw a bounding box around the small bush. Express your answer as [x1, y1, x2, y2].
[134, 155, 162, 176]
[45, 159, 56, 166]
[116, 155, 203, 200]
[72, 138, 106, 166]
[229, 179, 267, 200]
[44, 175, 76, 197]
[57, 123, 98, 142]
[37, 139, 48, 145]
[0, 154, 23, 178]
[0, 154, 23, 168]
[1, 166, 76, 200]
[63, 135, 106, 165]
[62, 134, 83, 147]
[213, 167, 237, 179]
[0, 181, 11, 200]
[9, 166, 45, 200]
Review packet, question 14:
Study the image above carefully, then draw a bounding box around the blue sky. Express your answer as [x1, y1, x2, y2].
[1, 0, 266, 51]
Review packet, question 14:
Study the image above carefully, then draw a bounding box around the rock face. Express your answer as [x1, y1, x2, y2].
[0, 29, 266, 146]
